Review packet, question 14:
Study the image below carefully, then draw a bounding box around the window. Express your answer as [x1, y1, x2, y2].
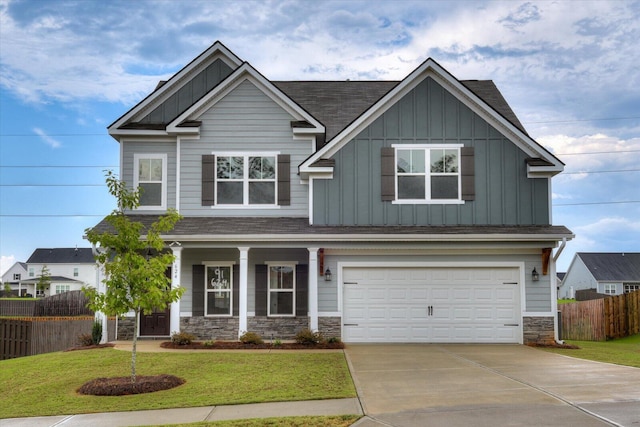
[13, 273, 21, 281]
[29, 268, 34, 277]
[604, 284, 616, 295]
[205, 265, 233, 316]
[73, 268, 79, 277]
[55, 284, 70, 294]
[395, 145, 461, 202]
[268, 264, 295, 316]
[216, 155, 276, 205]
[624, 283, 640, 294]
[134, 154, 167, 209]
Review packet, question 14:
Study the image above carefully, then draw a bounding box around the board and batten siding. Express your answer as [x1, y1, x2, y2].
[313, 77, 550, 226]
[121, 140, 177, 211]
[179, 80, 310, 216]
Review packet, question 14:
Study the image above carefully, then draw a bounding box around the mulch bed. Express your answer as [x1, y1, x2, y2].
[527, 342, 580, 349]
[160, 341, 345, 350]
[78, 375, 185, 396]
[65, 343, 115, 352]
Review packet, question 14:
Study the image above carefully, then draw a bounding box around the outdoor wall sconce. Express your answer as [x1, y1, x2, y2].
[324, 268, 332, 281]
[532, 267, 540, 282]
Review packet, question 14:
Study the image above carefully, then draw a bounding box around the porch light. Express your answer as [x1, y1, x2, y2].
[324, 268, 332, 281]
[532, 267, 540, 282]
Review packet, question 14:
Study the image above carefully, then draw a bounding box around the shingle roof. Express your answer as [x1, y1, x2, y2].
[274, 79, 527, 143]
[26, 248, 95, 264]
[578, 252, 640, 281]
[91, 216, 572, 241]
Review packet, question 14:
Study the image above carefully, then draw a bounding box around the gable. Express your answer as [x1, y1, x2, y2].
[301, 58, 563, 178]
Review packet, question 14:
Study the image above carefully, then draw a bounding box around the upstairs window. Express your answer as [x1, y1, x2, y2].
[216, 154, 276, 205]
[13, 273, 21, 281]
[73, 268, 79, 277]
[29, 267, 34, 277]
[134, 153, 167, 209]
[396, 146, 460, 202]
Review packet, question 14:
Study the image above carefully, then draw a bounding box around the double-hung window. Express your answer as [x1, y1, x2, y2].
[216, 154, 276, 205]
[395, 145, 461, 202]
[205, 264, 233, 316]
[624, 283, 640, 294]
[55, 284, 70, 294]
[268, 264, 296, 316]
[604, 284, 616, 295]
[13, 273, 21, 281]
[134, 153, 167, 209]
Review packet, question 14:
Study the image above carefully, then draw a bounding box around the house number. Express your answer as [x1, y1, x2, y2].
[210, 268, 229, 289]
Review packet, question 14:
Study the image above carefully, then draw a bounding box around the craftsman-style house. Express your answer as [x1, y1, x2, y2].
[95, 41, 573, 344]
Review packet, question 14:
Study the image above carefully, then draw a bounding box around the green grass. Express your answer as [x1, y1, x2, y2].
[148, 415, 361, 427]
[557, 299, 575, 304]
[0, 348, 356, 419]
[542, 334, 640, 368]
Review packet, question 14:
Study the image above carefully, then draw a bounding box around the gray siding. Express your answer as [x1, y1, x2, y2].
[122, 140, 177, 211]
[313, 77, 550, 226]
[180, 80, 310, 216]
[141, 59, 234, 124]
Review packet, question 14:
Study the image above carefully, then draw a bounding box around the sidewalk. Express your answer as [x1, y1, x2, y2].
[1, 399, 363, 427]
[0, 341, 363, 427]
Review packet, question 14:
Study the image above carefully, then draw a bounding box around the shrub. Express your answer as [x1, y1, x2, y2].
[327, 336, 341, 344]
[91, 321, 102, 345]
[203, 340, 215, 347]
[295, 328, 324, 345]
[171, 331, 196, 345]
[77, 333, 94, 347]
[273, 338, 282, 347]
[239, 331, 264, 344]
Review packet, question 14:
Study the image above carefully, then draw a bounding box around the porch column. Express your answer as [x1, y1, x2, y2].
[308, 247, 319, 332]
[238, 247, 250, 338]
[95, 263, 108, 344]
[170, 245, 183, 336]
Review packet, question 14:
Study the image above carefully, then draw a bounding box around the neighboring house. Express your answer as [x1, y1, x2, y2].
[20, 248, 97, 297]
[1, 262, 28, 296]
[559, 253, 640, 298]
[94, 41, 573, 344]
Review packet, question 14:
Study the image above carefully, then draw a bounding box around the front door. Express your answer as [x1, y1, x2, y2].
[140, 266, 172, 337]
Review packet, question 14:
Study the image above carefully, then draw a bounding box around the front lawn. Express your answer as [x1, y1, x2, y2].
[0, 348, 356, 419]
[542, 334, 640, 368]
[149, 415, 361, 427]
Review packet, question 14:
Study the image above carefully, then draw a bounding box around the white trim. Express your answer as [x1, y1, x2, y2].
[176, 137, 181, 211]
[319, 312, 341, 317]
[133, 153, 168, 210]
[214, 153, 279, 207]
[523, 312, 555, 317]
[308, 248, 319, 332]
[238, 247, 249, 337]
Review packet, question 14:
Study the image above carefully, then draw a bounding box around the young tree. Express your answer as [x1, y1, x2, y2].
[84, 171, 184, 383]
[37, 265, 51, 296]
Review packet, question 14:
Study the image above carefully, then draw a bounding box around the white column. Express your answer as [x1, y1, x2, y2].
[170, 245, 183, 336]
[95, 264, 108, 344]
[308, 247, 319, 332]
[238, 247, 250, 338]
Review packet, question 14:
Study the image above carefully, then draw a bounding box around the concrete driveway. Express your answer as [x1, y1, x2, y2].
[344, 344, 640, 427]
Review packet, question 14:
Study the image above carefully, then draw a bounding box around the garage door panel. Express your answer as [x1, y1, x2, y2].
[343, 266, 521, 343]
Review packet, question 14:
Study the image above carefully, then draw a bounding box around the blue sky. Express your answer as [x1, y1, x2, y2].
[1, 0, 639, 275]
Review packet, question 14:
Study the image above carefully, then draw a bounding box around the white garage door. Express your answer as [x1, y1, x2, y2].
[343, 266, 521, 343]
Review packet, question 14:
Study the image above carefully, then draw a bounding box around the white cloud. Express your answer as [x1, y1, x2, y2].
[0, 255, 16, 277]
[33, 127, 61, 148]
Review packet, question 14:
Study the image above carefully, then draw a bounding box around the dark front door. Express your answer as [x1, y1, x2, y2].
[140, 266, 172, 336]
[140, 307, 170, 336]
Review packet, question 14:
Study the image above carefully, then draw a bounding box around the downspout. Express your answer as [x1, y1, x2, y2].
[552, 238, 567, 344]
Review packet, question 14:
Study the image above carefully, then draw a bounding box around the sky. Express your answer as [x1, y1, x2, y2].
[1, 0, 639, 276]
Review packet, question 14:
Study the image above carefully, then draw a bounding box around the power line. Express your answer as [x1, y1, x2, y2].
[562, 169, 640, 175]
[0, 165, 118, 169]
[554, 149, 640, 156]
[524, 116, 640, 125]
[554, 200, 640, 206]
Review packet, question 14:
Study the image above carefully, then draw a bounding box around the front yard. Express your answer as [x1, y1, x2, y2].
[0, 348, 356, 419]
[542, 333, 640, 368]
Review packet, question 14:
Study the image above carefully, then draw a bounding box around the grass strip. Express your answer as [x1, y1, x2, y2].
[542, 333, 640, 367]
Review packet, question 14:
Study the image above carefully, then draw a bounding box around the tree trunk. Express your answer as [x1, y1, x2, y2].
[131, 309, 139, 383]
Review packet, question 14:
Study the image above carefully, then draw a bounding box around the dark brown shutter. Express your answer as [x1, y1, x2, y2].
[277, 154, 290, 206]
[202, 155, 215, 206]
[232, 264, 239, 316]
[461, 147, 475, 201]
[255, 264, 268, 316]
[192, 265, 204, 316]
[381, 147, 395, 201]
[295, 264, 308, 317]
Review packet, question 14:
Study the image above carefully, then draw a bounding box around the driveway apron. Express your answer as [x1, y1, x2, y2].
[345, 344, 640, 427]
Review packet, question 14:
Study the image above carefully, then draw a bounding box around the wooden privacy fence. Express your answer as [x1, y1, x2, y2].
[560, 291, 640, 341]
[0, 291, 93, 317]
[0, 317, 116, 360]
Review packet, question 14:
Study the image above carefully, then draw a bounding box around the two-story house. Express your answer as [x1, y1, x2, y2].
[19, 248, 97, 297]
[95, 41, 573, 344]
[1, 262, 28, 296]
